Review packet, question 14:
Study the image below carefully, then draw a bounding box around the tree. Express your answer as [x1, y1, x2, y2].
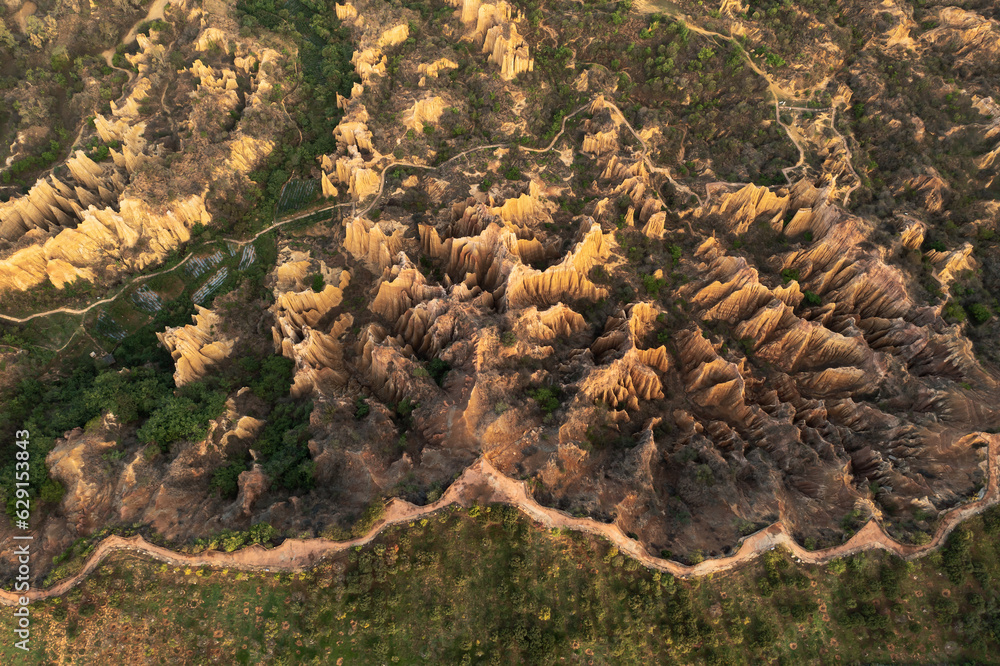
[0, 20, 16, 51]
[25, 15, 58, 49]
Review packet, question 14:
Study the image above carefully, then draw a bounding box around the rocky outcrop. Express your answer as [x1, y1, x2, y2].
[504, 222, 610, 309]
[922, 8, 1000, 74]
[0, 26, 281, 292]
[418, 57, 458, 85]
[270, 248, 354, 397]
[455, 0, 534, 79]
[46, 428, 119, 533]
[711, 183, 789, 234]
[403, 96, 446, 132]
[344, 217, 405, 270]
[157, 306, 235, 386]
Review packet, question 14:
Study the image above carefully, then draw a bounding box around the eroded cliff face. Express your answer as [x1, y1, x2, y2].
[39, 398, 267, 567]
[11, 0, 1000, 570]
[284, 70, 997, 556]
[269, 247, 355, 397]
[157, 306, 235, 386]
[0, 15, 282, 292]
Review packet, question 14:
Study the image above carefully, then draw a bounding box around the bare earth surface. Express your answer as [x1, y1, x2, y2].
[2, 432, 996, 606]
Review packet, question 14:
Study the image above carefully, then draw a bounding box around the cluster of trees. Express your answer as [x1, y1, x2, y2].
[0, 1, 141, 188]
[0, 277, 322, 520]
[233, 0, 358, 232]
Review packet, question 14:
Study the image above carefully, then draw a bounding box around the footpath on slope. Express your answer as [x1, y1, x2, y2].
[101, 0, 170, 69]
[0, 98, 594, 326]
[1, 433, 997, 606]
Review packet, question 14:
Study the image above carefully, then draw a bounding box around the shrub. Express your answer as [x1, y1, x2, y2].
[695, 464, 714, 486]
[941, 527, 973, 584]
[39, 478, 65, 505]
[943, 301, 966, 323]
[210, 461, 246, 499]
[803, 290, 822, 306]
[396, 397, 418, 419]
[968, 302, 992, 325]
[354, 397, 370, 419]
[982, 506, 1000, 535]
[642, 274, 666, 297]
[780, 268, 800, 283]
[311, 273, 325, 292]
[136, 382, 227, 452]
[427, 358, 450, 386]
[352, 499, 387, 537]
[501, 331, 518, 347]
[250, 356, 295, 402]
[529, 387, 562, 415]
[827, 558, 847, 575]
[255, 400, 314, 492]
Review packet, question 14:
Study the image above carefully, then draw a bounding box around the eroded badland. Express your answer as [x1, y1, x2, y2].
[0, 0, 998, 602]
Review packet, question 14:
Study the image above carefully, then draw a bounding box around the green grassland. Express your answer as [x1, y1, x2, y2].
[3, 503, 1000, 664]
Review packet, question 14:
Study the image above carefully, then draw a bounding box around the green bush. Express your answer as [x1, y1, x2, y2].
[941, 526, 973, 584]
[396, 397, 418, 419]
[352, 499, 387, 537]
[427, 358, 450, 386]
[529, 387, 562, 415]
[136, 382, 227, 452]
[943, 300, 966, 323]
[255, 400, 314, 492]
[642, 274, 667, 297]
[694, 464, 714, 486]
[84, 367, 171, 424]
[249, 356, 294, 402]
[355, 397, 370, 419]
[210, 461, 247, 499]
[967, 302, 992, 325]
[311, 273, 326, 292]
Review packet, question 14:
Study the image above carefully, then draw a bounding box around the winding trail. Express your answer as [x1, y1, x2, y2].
[0, 11, 959, 603]
[0, 98, 595, 325]
[101, 0, 170, 71]
[1, 433, 996, 605]
[631, 1, 868, 206]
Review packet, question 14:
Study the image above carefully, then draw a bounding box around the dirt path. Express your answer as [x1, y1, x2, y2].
[12, 1, 36, 34]
[2, 433, 996, 605]
[775, 99, 808, 184]
[827, 105, 863, 206]
[0, 98, 595, 325]
[101, 0, 170, 68]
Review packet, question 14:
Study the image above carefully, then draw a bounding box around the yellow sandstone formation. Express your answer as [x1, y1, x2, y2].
[269, 248, 354, 396]
[344, 217, 406, 271]
[417, 57, 458, 85]
[483, 22, 533, 80]
[335, 3, 357, 22]
[403, 96, 446, 132]
[157, 306, 235, 386]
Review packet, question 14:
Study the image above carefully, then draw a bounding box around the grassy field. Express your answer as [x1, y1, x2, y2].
[2, 504, 1000, 664]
